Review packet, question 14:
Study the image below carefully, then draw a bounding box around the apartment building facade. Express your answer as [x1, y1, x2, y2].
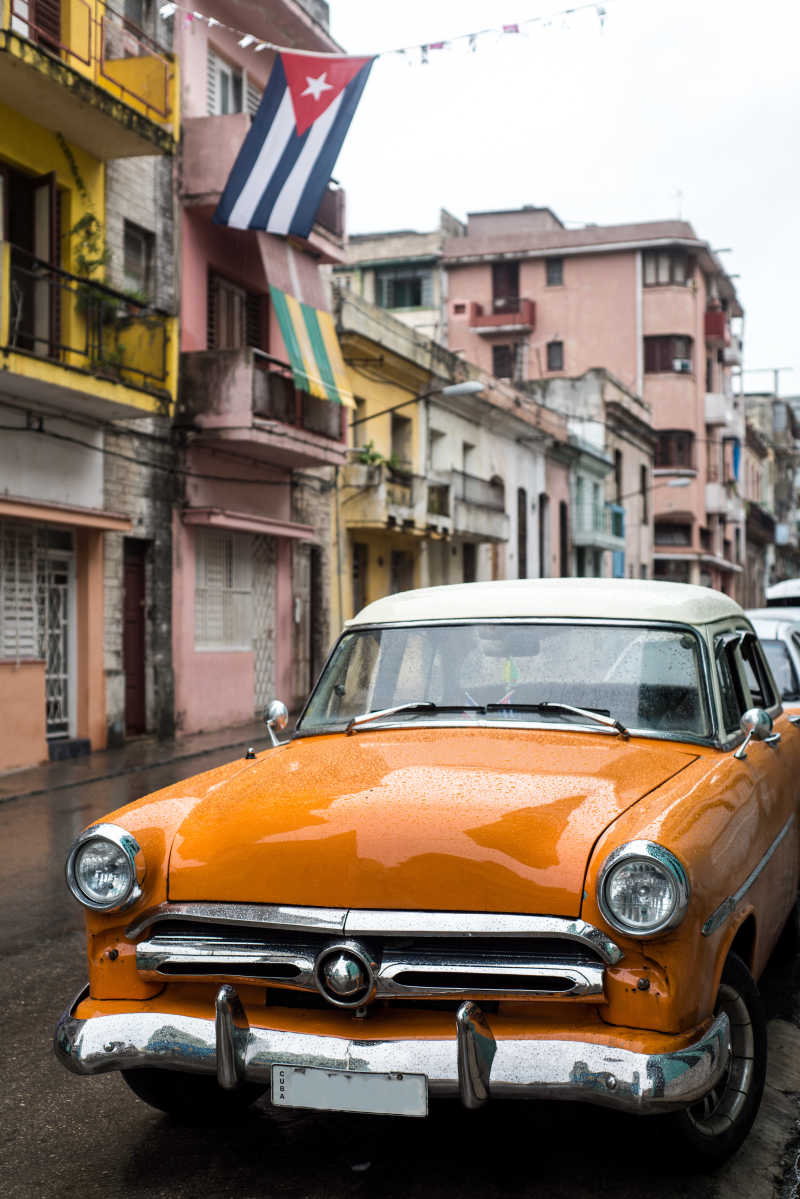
[172, 0, 350, 730]
[438, 208, 743, 593]
[331, 286, 573, 628]
[0, 0, 179, 770]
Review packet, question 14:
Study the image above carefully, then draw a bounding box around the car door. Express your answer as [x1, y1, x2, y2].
[714, 627, 799, 971]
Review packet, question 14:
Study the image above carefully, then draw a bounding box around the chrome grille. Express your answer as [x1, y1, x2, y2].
[131, 904, 619, 1003]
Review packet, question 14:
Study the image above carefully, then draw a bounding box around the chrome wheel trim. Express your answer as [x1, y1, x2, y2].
[686, 983, 754, 1136]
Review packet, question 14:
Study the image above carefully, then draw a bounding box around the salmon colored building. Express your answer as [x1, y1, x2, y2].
[172, 0, 351, 731]
[442, 208, 744, 596]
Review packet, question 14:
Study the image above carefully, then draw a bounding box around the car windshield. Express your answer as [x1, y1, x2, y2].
[299, 622, 711, 738]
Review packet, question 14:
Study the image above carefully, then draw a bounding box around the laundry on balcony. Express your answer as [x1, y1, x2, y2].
[269, 285, 354, 408]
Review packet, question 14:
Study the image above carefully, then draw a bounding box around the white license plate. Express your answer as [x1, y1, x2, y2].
[271, 1064, 428, 1117]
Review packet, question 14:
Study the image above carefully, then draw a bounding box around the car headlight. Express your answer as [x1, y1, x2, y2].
[66, 823, 144, 912]
[597, 841, 689, 936]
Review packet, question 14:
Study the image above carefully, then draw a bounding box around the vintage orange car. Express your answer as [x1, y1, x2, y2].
[55, 579, 800, 1168]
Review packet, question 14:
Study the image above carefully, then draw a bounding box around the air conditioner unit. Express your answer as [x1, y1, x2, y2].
[673, 358, 691, 373]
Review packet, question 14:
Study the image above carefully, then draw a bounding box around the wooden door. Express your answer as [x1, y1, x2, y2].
[123, 540, 147, 735]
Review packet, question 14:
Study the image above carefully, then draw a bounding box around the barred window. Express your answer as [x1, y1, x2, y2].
[194, 529, 253, 650]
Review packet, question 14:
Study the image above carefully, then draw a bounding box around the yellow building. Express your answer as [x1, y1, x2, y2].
[0, 0, 178, 770]
[331, 288, 485, 633]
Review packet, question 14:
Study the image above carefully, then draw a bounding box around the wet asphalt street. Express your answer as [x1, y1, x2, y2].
[2, 743, 800, 1199]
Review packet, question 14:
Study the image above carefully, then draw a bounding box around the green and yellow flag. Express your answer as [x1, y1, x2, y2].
[270, 285, 354, 408]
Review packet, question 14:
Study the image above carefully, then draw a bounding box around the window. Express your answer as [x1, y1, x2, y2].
[123, 221, 154, 297]
[375, 266, 433, 309]
[654, 522, 692, 546]
[740, 635, 776, 709]
[352, 543, 368, 616]
[207, 48, 243, 115]
[546, 340, 564, 372]
[207, 272, 265, 350]
[492, 344, 513, 379]
[491, 260, 519, 312]
[656, 430, 695, 470]
[642, 250, 690, 286]
[517, 488, 528, 578]
[640, 464, 648, 524]
[390, 414, 412, 470]
[644, 335, 692, 373]
[559, 501, 569, 576]
[614, 450, 623, 503]
[545, 257, 563, 286]
[194, 530, 253, 649]
[538, 493, 549, 577]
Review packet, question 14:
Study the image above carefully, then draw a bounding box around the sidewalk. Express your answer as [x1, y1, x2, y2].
[0, 717, 269, 804]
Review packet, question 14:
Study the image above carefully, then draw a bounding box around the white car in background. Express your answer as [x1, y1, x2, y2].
[747, 610, 800, 713]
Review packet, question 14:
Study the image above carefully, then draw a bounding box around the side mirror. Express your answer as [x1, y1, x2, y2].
[733, 707, 773, 760]
[264, 699, 289, 747]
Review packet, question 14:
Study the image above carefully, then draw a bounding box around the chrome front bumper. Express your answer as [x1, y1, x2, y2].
[54, 985, 730, 1116]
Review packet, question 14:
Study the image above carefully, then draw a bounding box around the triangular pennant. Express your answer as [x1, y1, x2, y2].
[281, 51, 373, 136]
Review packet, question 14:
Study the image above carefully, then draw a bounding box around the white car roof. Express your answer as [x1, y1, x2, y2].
[748, 614, 800, 639]
[348, 579, 744, 628]
[766, 579, 800, 601]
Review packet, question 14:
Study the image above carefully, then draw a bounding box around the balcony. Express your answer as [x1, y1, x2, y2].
[179, 348, 347, 469]
[181, 115, 345, 262]
[724, 335, 742, 366]
[0, 0, 176, 156]
[468, 297, 535, 335]
[0, 242, 174, 419]
[705, 392, 734, 427]
[452, 470, 508, 542]
[340, 461, 428, 532]
[704, 310, 731, 344]
[571, 502, 626, 552]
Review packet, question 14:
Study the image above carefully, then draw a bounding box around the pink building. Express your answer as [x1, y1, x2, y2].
[443, 208, 744, 596]
[172, 0, 349, 731]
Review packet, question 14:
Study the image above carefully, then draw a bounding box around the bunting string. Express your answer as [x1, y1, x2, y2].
[157, 0, 610, 62]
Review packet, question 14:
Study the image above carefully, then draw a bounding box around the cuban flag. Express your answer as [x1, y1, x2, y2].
[214, 51, 374, 237]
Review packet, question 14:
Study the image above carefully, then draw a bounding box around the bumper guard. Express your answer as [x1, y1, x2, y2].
[54, 985, 730, 1116]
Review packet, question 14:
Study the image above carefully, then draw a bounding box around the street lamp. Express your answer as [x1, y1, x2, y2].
[349, 380, 485, 429]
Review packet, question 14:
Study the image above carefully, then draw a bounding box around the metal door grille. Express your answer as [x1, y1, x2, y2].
[252, 534, 276, 711]
[0, 521, 73, 737]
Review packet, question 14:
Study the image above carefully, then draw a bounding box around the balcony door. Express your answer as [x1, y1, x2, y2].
[6, 167, 59, 358]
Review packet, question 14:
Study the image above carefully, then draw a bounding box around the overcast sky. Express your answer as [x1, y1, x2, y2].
[328, 0, 800, 397]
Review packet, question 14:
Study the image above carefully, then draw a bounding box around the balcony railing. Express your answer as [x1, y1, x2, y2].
[572, 503, 626, 543]
[469, 297, 536, 332]
[452, 470, 505, 511]
[427, 483, 450, 517]
[4, 244, 169, 396]
[251, 352, 343, 441]
[5, 0, 174, 124]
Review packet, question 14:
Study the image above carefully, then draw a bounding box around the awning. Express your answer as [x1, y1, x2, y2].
[270, 284, 355, 408]
[182, 507, 314, 541]
[0, 494, 131, 532]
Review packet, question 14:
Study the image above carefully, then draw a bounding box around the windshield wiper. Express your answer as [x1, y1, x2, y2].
[346, 701, 437, 734]
[484, 701, 629, 739]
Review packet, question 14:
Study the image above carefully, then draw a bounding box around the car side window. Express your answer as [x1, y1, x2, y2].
[739, 635, 776, 710]
[715, 634, 744, 734]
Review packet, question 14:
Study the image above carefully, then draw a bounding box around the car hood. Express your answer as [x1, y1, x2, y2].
[167, 727, 697, 915]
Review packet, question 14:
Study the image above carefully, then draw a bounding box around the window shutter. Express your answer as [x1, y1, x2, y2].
[207, 47, 217, 114]
[1, 522, 38, 660]
[246, 78, 261, 116]
[421, 271, 434, 307]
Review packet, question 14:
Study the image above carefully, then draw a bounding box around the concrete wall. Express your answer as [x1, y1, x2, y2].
[0, 404, 103, 508]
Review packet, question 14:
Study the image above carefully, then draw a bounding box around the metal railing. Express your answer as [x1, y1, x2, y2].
[6, 244, 169, 395]
[572, 503, 624, 539]
[7, 0, 173, 123]
[452, 469, 505, 511]
[250, 350, 343, 441]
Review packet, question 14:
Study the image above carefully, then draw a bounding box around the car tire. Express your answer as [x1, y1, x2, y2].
[664, 952, 766, 1170]
[121, 1068, 267, 1122]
